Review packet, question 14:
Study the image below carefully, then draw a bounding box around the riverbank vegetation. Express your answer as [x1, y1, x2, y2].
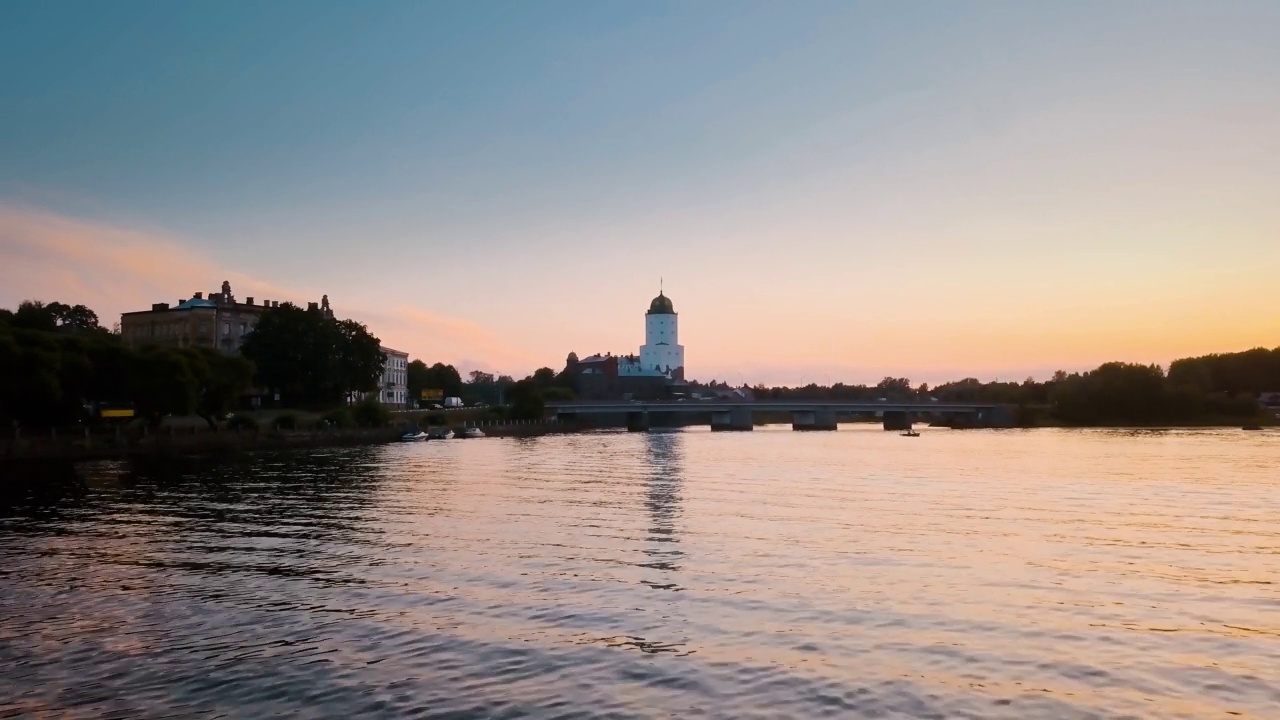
[1, 299, 385, 430]
[746, 350, 1280, 426]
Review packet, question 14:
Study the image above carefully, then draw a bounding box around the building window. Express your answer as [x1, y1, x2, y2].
[222, 322, 230, 336]
[239, 322, 246, 335]
[199, 323, 208, 334]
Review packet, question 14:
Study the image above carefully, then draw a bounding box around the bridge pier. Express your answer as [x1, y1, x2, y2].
[792, 409, 837, 431]
[711, 408, 753, 431]
[626, 411, 650, 432]
[882, 410, 912, 431]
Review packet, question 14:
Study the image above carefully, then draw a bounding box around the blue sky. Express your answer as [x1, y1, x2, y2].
[2, 1, 1278, 384]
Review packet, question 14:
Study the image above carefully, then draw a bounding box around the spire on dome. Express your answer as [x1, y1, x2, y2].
[647, 287, 675, 315]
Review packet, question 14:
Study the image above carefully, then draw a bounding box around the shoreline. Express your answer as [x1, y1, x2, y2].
[3, 417, 1271, 466]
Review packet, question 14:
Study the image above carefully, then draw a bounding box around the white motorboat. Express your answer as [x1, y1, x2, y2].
[400, 431, 428, 441]
[460, 427, 485, 439]
[428, 428, 455, 440]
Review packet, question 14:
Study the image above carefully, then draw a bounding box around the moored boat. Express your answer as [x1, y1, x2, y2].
[461, 427, 485, 439]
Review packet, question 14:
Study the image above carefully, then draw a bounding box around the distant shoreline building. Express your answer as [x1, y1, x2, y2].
[377, 347, 409, 408]
[120, 281, 413, 409]
[618, 290, 685, 381]
[569, 288, 688, 400]
[119, 281, 333, 354]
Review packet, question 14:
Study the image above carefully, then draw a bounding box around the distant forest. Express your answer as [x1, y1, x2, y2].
[707, 348, 1280, 426]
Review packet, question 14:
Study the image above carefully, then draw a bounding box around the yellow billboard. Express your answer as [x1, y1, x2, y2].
[421, 389, 443, 400]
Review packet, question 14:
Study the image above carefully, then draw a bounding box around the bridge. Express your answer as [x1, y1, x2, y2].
[548, 399, 1015, 432]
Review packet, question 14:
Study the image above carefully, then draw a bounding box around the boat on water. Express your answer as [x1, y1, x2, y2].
[460, 427, 485, 439]
[400, 431, 428, 441]
[901, 429, 920, 437]
[428, 428, 455, 440]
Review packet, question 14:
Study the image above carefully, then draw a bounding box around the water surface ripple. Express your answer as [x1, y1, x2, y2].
[2, 427, 1278, 718]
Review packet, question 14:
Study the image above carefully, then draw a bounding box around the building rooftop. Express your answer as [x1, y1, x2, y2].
[647, 291, 675, 315]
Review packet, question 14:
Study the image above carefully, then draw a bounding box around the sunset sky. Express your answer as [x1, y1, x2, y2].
[2, 1, 1277, 385]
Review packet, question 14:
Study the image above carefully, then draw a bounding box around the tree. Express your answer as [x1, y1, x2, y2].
[128, 347, 198, 424]
[10, 300, 104, 334]
[184, 348, 254, 428]
[0, 329, 64, 427]
[407, 359, 429, 404]
[333, 318, 384, 399]
[13, 301, 58, 332]
[876, 376, 913, 399]
[240, 302, 382, 407]
[506, 379, 545, 420]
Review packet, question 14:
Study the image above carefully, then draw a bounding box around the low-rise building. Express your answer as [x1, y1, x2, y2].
[119, 280, 334, 354]
[377, 347, 410, 408]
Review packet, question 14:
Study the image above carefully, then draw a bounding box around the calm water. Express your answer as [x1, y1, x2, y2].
[2, 427, 1278, 719]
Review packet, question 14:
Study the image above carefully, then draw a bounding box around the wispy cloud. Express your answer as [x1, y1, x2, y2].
[0, 203, 534, 373]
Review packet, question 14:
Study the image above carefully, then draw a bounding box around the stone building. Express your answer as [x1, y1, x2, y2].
[119, 281, 333, 354]
[566, 288, 690, 400]
[617, 290, 685, 381]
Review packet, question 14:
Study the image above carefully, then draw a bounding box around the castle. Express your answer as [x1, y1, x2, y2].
[568, 288, 687, 400]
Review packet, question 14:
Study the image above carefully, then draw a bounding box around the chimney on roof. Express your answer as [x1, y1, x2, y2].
[272, 301, 279, 308]
[152, 303, 170, 311]
[307, 302, 319, 312]
[194, 292, 203, 300]
[210, 288, 221, 303]
[246, 297, 254, 306]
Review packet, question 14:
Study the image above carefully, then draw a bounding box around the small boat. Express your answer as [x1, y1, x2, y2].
[460, 427, 485, 439]
[901, 429, 920, 437]
[400, 431, 428, 441]
[428, 428, 454, 440]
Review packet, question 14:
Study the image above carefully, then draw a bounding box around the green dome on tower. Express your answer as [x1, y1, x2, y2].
[647, 291, 675, 315]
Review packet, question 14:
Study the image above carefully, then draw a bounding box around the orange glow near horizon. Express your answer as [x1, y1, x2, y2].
[2, 202, 1276, 386]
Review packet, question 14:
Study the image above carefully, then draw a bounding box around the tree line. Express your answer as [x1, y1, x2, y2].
[748, 349, 1280, 425]
[404, 360, 575, 420]
[1, 299, 386, 428]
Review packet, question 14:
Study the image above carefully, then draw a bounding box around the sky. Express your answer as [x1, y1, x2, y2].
[2, 0, 1277, 386]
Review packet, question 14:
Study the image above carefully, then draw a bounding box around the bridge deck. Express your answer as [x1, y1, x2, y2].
[549, 400, 999, 414]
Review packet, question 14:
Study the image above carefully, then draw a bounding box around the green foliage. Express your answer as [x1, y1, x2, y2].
[1167, 347, 1280, 396]
[240, 303, 383, 407]
[542, 386, 574, 402]
[128, 347, 199, 423]
[421, 412, 447, 426]
[321, 407, 353, 428]
[183, 348, 255, 428]
[506, 379, 545, 420]
[463, 369, 510, 406]
[352, 396, 392, 427]
[12, 300, 104, 334]
[405, 359, 463, 406]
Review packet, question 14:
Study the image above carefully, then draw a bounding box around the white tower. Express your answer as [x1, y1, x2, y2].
[639, 289, 684, 379]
